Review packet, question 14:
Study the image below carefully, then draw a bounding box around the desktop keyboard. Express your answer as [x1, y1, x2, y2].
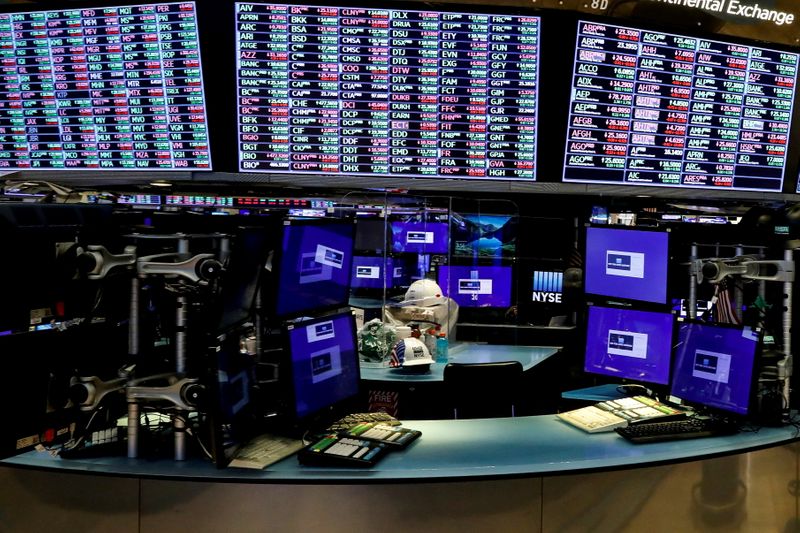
[229, 433, 306, 469]
[340, 422, 421, 449]
[557, 406, 628, 433]
[326, 412, 400, 432]
[615, 417, 739, 444]
[298, 434, 387, 467]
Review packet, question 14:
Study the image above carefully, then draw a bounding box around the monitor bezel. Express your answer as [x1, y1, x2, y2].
[559, 14, 800, 195]
[278, 309, 362, 429]
[583, 303, 677, 387]
[437, 263, 515, 309]
[0, 0, 215, 173]
[263, 217, 356, 321]
[668, 318, 762, 417]
[583, 224, 672, 307]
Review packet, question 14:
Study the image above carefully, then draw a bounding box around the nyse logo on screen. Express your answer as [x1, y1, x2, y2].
[531, 271, 563, 303]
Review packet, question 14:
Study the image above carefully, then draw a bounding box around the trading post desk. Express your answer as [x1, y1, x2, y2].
[1, 416, 798, 532]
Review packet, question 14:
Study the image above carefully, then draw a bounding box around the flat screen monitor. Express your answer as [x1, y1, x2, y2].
[438, 265, 512, 308]
[0, 2, 212, 170]
[670, 321, 759, 415]
[217, 227, 272, 332]
[235, 3, 540, 181]
[273, 220, 355, 318]
[563, 20, 799, 192]
[207, 328, 257, 468]
[451, 214, 517, 258]
[285, 311, 360, 421]
[390, 221, 449, 254]
[354, 218, 386, 252]
[584, 305, 674, 386]
[584, 226, 669, 304]
[351, 255, 388, 290]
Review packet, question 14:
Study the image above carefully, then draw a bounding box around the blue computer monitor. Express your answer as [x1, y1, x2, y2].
[351, 256, 388, 290]
[670, 321, 760, 416]
[438, 265, 513, 308]
[273, 220, 355, 318]
[584, 226, 669, 304]
[390, 221, 449, 254]
[285, 311, 360, 421]
[584, 305, 675, 386]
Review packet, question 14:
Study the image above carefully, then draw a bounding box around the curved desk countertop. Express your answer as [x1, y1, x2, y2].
[359, 344, 561, 382]
[2, 415, 796, 483]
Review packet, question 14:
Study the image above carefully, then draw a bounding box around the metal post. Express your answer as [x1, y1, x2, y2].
[174, 416, 186, 461]
[689, 244, 698, 320]
[129, 277, 139, 357]
[734, 245, 744, 322]
[781, 247, 794, 419]
[127, 402, 139, 458]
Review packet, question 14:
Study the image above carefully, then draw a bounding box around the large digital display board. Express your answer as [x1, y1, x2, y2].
[0, 2, 211, 170]
[236, 3, 539, 180]
[563, 21, 798, 192]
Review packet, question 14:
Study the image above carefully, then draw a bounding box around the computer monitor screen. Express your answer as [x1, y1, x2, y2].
[670, 321, 759, 415]
[235, 3, 540, 181]
[217, 228, 272, 332]
[584, 226, 669, 304]
[451, 214, 517, 258]
[390, 221, 449, 254]
[274, 221, 355, 318]
[351, 255, 389, 290]
[286, 311, 360, 421]
[584, 305, 674, 386]
[0, 2, 212, 170]
[207, 328, 257, 468]
[438, 265, 512, 308]
[563, 20, 799, 192]
[354, 218, 387, 252]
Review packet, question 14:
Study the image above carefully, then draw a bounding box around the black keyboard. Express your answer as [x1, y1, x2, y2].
[615, 417, 739, 444]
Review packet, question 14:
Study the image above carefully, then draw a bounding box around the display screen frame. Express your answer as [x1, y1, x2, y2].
[233, 0, 543, 181]
[0, 0, 214, 171]
[561, 17, 800, 194]
[583, 304, 676, 386]
[281, 309, 361, 423]
[583, 224, 671, 306]
[669, 319, 761, 416]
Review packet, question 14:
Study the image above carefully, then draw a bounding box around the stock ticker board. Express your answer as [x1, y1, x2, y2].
[0, 2, 211, 170]
[236, 3, 540, 180]
[563, 21, 798, 192]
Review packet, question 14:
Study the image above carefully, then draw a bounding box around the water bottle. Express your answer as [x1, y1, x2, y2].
[435, 333, 449, 363]
[424, 328, 438, 359]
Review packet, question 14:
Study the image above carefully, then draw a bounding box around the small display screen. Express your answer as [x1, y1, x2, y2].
[0, 2, 212, 170]
[584, 305, 674, 385]
[287, 312, 360, 420]
[563, 20, 799, 192]
[585, 226, 669, 304]
[390, 221, 449, 254]
[438, 265, 512, 308]
[350, 255, 402, 290]
[670, 321, 759, 415]
[235, 3, 540, 180]
[451, 214, 516, 258]
[276, 222, 354, 317]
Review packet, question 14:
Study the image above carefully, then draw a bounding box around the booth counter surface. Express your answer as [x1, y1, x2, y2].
[360, 344, 560, 382]
[2, 415, 796, 484]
